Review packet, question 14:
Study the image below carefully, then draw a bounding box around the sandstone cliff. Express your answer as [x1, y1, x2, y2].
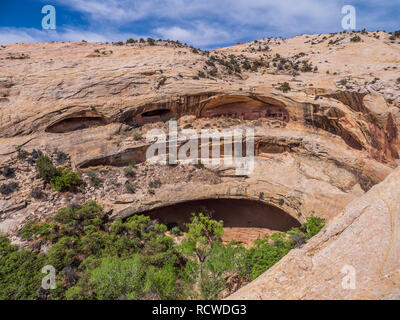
[0, 31, 399, 298]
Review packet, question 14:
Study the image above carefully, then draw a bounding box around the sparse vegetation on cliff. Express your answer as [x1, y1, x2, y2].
[35, 154, 80, 192]
[350, 35, 362, 42]
[277, 82, 291, 93]
[245, 217, 325, 279]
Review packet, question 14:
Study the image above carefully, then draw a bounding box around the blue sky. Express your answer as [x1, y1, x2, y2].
[0, 0, 399, 49]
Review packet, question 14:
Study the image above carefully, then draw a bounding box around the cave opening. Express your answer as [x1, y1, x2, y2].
[141, 109, 171, 117]
[136, 198, 301, 246]
[46, 117, 107, 133]
[132, 108, 173, 126]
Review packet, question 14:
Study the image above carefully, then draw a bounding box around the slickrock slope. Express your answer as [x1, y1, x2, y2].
[228, 166, 400, 299]
[0, 31, 399, 296]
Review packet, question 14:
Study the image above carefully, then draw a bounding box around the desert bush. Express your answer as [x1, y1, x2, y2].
[245, 217, 325, 280]
[31, 149, 42, 160]
[148, 179, 162, 189]
[2, 165, 14, 178]
[170, 226, 182, 236]
[36, 155, 80, 191]
[133, 133, 142, 141]
[125, 181, 135, 193]
[146, 259, 180, 299]
[0, 182, 18, 195]
[87, 171, 101, 186]
[56, 151, 68, 164]
[123, 166, 135, 178]
[16, 147, 27, 160]
[30, 187, 43, 199]
[278, 82, 291, 93]
[35, 155, 58, 182]
[0, 236, 47, 300]
[350, 35, 361, 42]
[50, 169, 80, 192]
[90, 255, 146, 299]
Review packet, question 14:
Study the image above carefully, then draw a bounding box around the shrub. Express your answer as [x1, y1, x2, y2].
[245, 217, 325, 280]
[148, 179, 162, 189]
[133, 133, 142, 141]
[35, 155, 58, 182]
[126, 38, 135, 44]
[278, 82, 291, 93]
[208, 69, 218, 77]
[396, 78, 400, 84]
[30, 187, 43, 199]
[56, 151, 68, 164]
[146, 259, 180, 299]
[2, 165, 14, 178]
[16, 147, 27, 160]
[124, 165, 135, 178]
[170, 226, 182, 236]
[300, 60, 313, 72]
[53, 201, 103, 233]
[198, 242, 247, 300]
[87, 171, 101, 186]
[301, 216, 325, 240]
[0, 182, 18, 195]
[242, 60, 251, 70]
[31, 149, 42, 160]
[50, 169, 80, 192]
[181, 213, 223, 261]
[125, 181, 135, 193]
[245, 233, 293, 280]
[147, 38, 155, 46]
[20, 220, 57, 240]
[36, 154, 80, 191]
[350, 35, 361, 42]
[89, 255, 147, 299]
[0, 236, 47, 299]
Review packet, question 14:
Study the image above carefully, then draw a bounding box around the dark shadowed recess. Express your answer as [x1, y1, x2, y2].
[140, 198, 301, 232]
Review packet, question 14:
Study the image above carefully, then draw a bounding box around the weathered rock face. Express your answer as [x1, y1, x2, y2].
[0, 32, 399, 298]
[228, 166, 400, 300]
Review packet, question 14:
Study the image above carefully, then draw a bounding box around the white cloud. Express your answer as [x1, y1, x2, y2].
[0, 27, 142, 44]
[154, 23, 234, 47]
